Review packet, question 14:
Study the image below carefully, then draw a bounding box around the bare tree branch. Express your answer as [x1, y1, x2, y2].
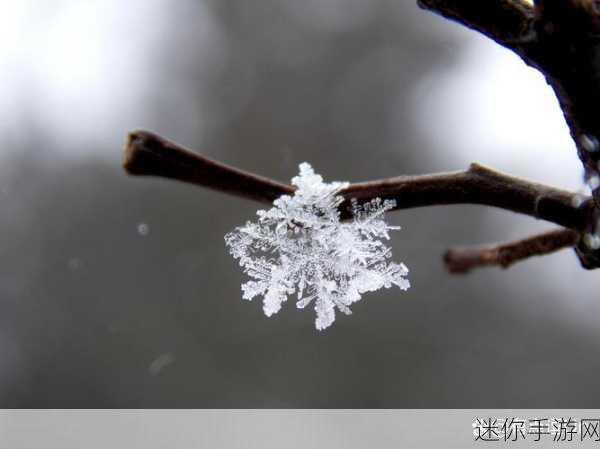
[124, 130, 294, 204]
[124, 130, 591, 231]
[418, 0, 600, 196]
[444, 228, 579, 273]
[123, 2, 600, 273]
[417, 0, 600, 268]
[417, 0, 535, 52]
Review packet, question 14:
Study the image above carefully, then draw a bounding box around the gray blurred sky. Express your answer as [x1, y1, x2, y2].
[0, 1, 579, 177]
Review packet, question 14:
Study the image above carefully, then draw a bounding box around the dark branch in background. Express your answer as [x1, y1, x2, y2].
[418, 0, 600, 268]
[124, 130, 592, 271]
[416, 0, 535, 53]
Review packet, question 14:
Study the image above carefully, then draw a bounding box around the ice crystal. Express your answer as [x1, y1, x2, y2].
[224, 163, 410, 330]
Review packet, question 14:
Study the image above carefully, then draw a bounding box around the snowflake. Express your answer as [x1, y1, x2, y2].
[224, 162, 410, 330]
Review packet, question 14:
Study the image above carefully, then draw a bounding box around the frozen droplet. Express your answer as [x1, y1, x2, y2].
[137, 222, 150, 236]
[67, 257, 82, 271]
[583, 233, 600, 250]
[581, 134, 599, 152]
[588, 176, 600, 191]
[148, 352, 175, 376]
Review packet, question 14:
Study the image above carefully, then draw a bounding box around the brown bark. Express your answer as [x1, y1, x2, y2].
[418, 0, 600, 268]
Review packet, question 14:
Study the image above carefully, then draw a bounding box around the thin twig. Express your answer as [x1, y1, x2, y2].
[444, 228, 580, 273]
[124, 130, 293, 204]
[124, 130, 591, 231]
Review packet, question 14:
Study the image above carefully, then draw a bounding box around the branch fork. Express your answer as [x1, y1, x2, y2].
[416, 0, 600, 269]
[122, 0, 600, 274]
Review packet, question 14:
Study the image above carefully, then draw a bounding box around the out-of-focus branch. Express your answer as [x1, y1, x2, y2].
[417, 0, 535, 53]
[123, 130, 591, 232]
[444, 228, 580, 274]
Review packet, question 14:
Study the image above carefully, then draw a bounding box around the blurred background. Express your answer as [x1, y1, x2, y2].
[1, 0, 598, 407]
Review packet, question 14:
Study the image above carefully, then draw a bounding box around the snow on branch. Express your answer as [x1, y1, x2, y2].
[123, 130, 593, 274]
[124, 131, 590, 231]
[224, 163, 409, 330]
[119, 0, 600, 331]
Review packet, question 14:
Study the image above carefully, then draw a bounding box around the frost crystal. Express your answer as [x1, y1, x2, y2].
[224, 163, 410, 330]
